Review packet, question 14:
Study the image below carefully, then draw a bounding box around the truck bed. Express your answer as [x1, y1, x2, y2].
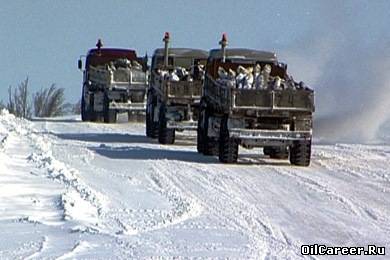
[205, 78, 314, 113]
[154, 80, 202, 104]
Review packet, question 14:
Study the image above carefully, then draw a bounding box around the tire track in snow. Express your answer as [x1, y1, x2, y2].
[272, 166, 361, 216]
[264, 145, 390, 239]
[311, 147, 390, 234]
[151, 160, 305, 259]
[142, 163, 203, 230]
[0, 134, 8, 150]
[314, 144, 390, 183]
[219, 165, 314, 257]
[42, 131, 204, 236]
[25, 236, 48, 260]
[209, 164, 310, 259]
[65, 156, 198, 236]
[32, 122, 198, 237]
[55, 241, 95, 260]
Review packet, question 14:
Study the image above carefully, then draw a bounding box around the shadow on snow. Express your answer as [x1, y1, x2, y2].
[31, 118, 81, 123]
[90, 143, 290, 166]
[56, 132, 291, 166]
[55, 133, 151, 144]
[90, 145, 218, 164]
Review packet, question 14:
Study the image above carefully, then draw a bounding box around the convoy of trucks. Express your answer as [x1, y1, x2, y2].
[78, 33, 314, 166]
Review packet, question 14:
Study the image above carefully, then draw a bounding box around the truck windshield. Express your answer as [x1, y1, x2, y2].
[87, 49, 138, 68]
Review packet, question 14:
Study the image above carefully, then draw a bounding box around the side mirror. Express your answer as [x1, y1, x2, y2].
[78, 59, 83, 70]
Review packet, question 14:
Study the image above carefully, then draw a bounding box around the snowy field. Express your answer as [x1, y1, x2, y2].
[0, 109, 389, 259]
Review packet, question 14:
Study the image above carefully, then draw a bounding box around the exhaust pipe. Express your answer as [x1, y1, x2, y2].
[219, 33, 228, 63]
[163, 32, 170, 67]
[96, 39, 103, 56]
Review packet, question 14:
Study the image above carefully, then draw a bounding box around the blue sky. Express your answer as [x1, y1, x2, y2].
[0, 0, 389, 104]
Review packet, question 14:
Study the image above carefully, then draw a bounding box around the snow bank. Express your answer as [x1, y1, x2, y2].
[0, 109, 107, 230]
[27, 138, 108, 230]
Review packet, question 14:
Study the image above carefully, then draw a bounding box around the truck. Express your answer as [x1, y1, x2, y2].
[146, 32, 208, 144]
[197, 34, 315, 166]
[78, 39, 148, 123]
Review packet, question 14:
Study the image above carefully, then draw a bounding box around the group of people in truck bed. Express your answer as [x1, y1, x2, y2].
[216, 64, 305, 90]
[89, 58, 145, 84]
[156, 63, 205, 82]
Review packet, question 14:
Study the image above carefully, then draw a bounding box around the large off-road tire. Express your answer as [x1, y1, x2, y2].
[196, 114, 205, 154]
[103, 95, 117, 123]
[146, 102, 158, 138]
[218, 116, 239, 163]
[264, 146, 289, 159]
[197, 105, 208, 154]
[158, 105, 175, 144]
[289, 140, 311, 166]
[146, 110, 152, 137]
[87, 94, 102, 122]
[197, 105, 218, 155]
[81, 96, 90, 122]
[145, 93, 152, 137]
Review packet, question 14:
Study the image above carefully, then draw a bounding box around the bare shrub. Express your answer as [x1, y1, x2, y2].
[7, 77, 32, 118]
[33, 84, 65, 117]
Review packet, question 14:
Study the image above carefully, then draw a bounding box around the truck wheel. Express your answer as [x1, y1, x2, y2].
[103, 95, 117, 123]
[197, 106, 218, 155]
[88, 94, 100, 122]
[150, 107, 159, 138]
[146, 109, 152, 137]
[147, 102, 158, 138]
[81, 96, 90, 121]
[196, 111, 205, 153]
[146, 104, 154, 137]
[146, 93, 153, 137]
[218, 116, 238, 163]
[289, 140, 311, 166]
[158, 105, 175, 144]
[197, 106, 207, 153]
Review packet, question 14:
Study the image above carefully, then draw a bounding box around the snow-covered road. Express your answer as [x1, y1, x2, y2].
[0, 110, 389, 259]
